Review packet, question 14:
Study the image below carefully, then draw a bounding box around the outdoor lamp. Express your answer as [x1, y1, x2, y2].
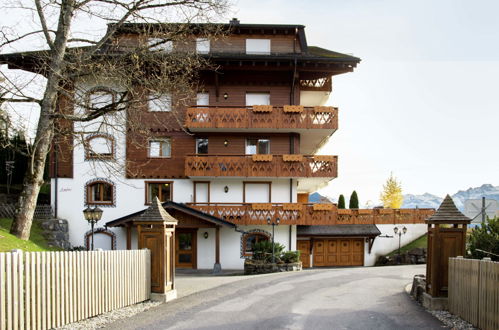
[83, 206, 104, 250]
[223, 92, 228, 100]
[276, 217, 280, 225]
[204, 232, 209, 239]
[267, 217, 271, 225]
[393, 227, 398, 235]
[402, 226, 407, 234]
[83, 206, 93, 221]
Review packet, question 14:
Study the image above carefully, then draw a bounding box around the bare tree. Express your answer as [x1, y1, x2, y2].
[0, 0, 229, 240]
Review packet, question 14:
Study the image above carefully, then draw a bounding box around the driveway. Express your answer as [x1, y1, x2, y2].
[105, 265, 445, 330]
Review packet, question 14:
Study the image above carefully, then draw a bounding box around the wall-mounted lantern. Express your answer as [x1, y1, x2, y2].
[224, 186, 229, 193]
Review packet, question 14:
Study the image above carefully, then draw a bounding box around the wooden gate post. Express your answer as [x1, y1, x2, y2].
[136, 198, 177, 302]
[424, 195, 470, 309]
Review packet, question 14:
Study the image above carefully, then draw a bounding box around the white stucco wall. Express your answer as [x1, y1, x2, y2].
[364, 224, 427, 266]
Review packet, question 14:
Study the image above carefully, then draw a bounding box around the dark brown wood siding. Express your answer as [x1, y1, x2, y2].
[197, 133, 297, 155]
[49, 91, 74, 178]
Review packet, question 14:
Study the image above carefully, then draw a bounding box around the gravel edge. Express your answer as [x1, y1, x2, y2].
[56, 301, 162, 329]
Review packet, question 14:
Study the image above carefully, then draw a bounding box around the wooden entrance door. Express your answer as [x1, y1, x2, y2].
[297, 240, 310, 268]
[176, 230, 197, 269]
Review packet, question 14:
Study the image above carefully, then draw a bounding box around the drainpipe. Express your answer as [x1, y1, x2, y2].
[54, 145, 58, 218]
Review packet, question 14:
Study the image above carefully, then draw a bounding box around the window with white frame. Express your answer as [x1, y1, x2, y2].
[196, 92, 209, 106]
[85, 135, 114, 159]
[149, 138, 171, 158]
[196, 38, 210, 54]
[245, 39, 271, 55]
[246, 138, 270, 155]
[86, 87, 115, 112]
[148, 93, 172, 112]
[245, 92, 270, 106]
[195, 138, 208, 154]
[148, 38, 173, 52]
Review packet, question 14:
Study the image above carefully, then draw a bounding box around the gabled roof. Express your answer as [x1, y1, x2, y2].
[138, 197, 177, 223]
[297, 224, 381, 237]
[106, 201, 236, 228]
[426, 195, 471, 224]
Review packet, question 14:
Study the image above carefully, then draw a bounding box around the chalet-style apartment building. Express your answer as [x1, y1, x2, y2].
[1, 19, 433, 270]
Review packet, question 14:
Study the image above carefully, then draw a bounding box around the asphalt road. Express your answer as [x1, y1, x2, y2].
[105, 265, 446, 330]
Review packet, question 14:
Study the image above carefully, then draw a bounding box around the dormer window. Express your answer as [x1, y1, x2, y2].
[148, 38, 173, 53]
[196, 38, 210, 54]
[246, 39, 271, 55]
[85, 134, 114, 160]
[148, 93, 172, 112]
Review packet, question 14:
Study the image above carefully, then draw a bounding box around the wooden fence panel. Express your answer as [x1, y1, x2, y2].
[0, 249, 150, 330]
[449, 257, 499, 330]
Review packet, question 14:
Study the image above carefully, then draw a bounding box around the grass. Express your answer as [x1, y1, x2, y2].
[0, 218, 60, 252]
[387, 234, 427, 257]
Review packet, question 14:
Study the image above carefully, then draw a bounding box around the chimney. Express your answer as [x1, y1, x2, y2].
[230, 18, 240, 25]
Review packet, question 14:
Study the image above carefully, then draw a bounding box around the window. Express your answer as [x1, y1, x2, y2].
[149, 139, 171, 158]
[148, 94, 172, 112]
[246, 139, 270, 155]
[146, 182, 172, 204]
[242, 231, 270, 256]
[196, 138, 208, 154]
[196, 38, 210, 54]
[245, 92, 270, 106]
[86, 87, 115, 112]
[246, 39, 271, 55]
[85, 135, 114, 159]
[148, 38, 173, 52]
[87, 181, 114, 205]
[196, 92, 209, 106]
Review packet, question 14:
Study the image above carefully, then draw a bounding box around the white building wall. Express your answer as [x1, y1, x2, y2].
[197, 228, 216, 269]
[364, 224, 427, 266]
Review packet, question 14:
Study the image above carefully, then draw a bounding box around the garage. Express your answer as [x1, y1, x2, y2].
[297, 225, 381, 268]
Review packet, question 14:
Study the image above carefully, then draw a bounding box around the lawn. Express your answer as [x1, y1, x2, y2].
[0, 218, 60, 252]
[387, 234, 427, 257]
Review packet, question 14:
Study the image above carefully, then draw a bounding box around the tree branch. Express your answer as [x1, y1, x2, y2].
[34, 0, 55, 50]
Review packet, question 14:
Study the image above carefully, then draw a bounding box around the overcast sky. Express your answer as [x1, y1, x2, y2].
[234, 0, 499, 205]
[2, 0, 498, 206]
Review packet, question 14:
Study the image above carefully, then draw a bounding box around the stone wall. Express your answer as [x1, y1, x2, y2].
[244, 260, 302, 275]
[37, 218, 71, 250]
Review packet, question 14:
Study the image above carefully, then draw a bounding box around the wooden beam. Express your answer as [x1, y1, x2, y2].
[126, 224, 132, 250]
[215, 226, 220, 264]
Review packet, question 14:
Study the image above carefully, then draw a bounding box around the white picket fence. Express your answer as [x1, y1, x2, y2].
[0, 249, 151, 330]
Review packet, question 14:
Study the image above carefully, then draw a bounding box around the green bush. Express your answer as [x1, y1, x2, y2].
[252, 240, 285, 262]
[338, 194, 345, 209]
[281, 250, 301, 263]
[468, 217, 499, 261]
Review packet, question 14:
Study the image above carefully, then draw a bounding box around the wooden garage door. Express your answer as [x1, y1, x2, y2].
[313, 238, 364, 267]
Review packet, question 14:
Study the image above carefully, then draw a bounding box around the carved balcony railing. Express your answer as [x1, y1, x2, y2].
[185, 154, 338, 178]
[185, 105, 338, 130]
[186, 203, 435, 226]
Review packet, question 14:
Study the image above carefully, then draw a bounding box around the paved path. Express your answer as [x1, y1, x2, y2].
[105, 265, 446, 330]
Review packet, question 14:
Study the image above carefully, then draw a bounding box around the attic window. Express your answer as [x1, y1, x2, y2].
[196, 38, 210, 54]
[148, 38, 173, 53]
[246, 39, 271, 55]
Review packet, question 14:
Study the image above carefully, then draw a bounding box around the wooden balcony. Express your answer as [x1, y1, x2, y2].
[185, 105, 338, 131]
[185, 154, 338, 178]
[187, 203, 435, 226]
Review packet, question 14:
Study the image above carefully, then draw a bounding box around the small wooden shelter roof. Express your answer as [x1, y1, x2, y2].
[106, 200, 236, 228]
[138, 197, 177, 224]
[426, 195, 471, 224]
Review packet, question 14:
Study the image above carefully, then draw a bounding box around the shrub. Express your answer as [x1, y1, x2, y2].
[468, 217, 499, 261]
[349, 190, 359, 209]
[252, 240, 285, 262]
[281, 250, 301, 263]
[338, 194, 345, 209]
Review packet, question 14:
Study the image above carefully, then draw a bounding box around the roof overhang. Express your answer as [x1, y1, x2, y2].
[106, 201, 236, 228]
[297, 224, 381, 237]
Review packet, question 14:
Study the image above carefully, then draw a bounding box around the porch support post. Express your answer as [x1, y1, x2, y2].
[126, 224, 132, 250]
[213, 225, 221, 273]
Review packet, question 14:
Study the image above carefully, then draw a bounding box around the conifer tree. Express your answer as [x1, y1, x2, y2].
[380, 173, 404, 208]
[338, 194, 345, 209]
[349, 190, 359, 209]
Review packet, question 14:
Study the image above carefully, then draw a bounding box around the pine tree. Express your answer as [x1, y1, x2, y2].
[338, 194, 346, 209]
[349, 191, 359, 209]
[380, 173, 403, 208]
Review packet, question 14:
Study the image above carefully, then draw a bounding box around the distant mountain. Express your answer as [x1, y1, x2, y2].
[402, 193, 442, 209]
[309, 192, 335, 203]
[402, 184, 499, 211]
